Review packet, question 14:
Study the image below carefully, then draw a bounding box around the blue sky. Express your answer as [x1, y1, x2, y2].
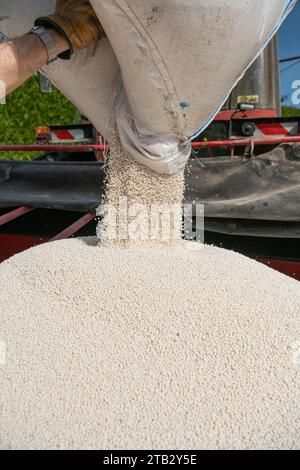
[279, 1, 300, 106]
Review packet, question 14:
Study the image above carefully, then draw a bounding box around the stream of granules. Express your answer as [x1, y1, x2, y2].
[97, 128, 185, 247]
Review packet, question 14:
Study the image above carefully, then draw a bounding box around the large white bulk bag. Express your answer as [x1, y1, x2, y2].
[91, 0, 296, 173]
[0, 0, 296, 174]
[0, 0, 120, 139]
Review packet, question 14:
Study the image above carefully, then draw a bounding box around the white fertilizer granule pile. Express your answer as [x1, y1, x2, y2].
[0, 237, 299, 450]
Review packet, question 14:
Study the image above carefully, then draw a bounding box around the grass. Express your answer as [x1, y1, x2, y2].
[282, 106, 300, 117]
[0, 75, 78, 161]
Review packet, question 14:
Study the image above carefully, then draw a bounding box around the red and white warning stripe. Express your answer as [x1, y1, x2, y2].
[255, 122, 299, 138]
[50, 129, 86, 142]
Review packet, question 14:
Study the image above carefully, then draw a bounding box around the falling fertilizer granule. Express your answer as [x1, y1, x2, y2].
[98, 129, 185, 247]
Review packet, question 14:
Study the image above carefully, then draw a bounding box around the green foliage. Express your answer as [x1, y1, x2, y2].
[282, 106, 300, 117]
[0, 75, 78, 160]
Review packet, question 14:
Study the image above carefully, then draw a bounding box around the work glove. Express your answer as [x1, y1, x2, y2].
[35, 0, 106, 60]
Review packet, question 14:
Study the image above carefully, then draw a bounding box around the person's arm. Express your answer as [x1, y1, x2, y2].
[0, 30, 69, 95]
[0, 0, 105, 98]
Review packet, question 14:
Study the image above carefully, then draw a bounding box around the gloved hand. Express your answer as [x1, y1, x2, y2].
[35, 0, 106, 59]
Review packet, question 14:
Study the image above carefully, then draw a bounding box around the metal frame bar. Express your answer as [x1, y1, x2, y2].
[192, 136, 300, 148]
[0, 208, 95, 243]
[0, 207, 33, 227]
[0, 145, 108, 152]
[50, 212, 96, 242]
[1, 135, 300, 153]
